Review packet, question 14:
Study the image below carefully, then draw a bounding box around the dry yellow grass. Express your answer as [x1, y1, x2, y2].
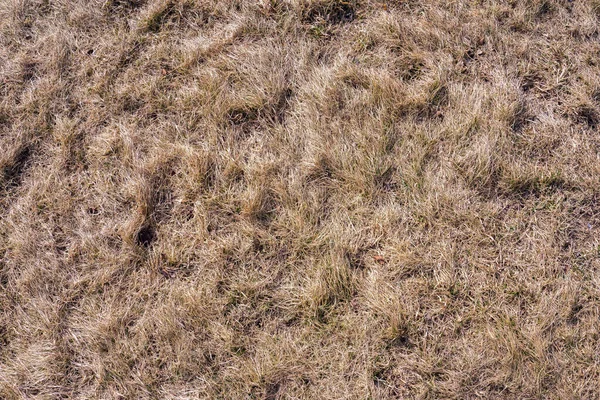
[2, 0, 600, 398]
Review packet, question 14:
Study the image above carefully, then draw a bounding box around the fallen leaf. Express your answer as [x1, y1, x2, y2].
[373, 255, 386, 264]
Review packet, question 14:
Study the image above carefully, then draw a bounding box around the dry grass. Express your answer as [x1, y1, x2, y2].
[1, 0, 600, 398]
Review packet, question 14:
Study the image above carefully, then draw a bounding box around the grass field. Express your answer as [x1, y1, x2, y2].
[2, 0, 600, 398]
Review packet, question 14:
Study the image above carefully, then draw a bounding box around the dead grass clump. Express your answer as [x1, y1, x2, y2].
[298, 252, 356, 323]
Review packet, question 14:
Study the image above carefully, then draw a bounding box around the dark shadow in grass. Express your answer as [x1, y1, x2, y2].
[136, 225, 156, 248]
[1, 145, 31, 191]
[104, 0, 147, 14]
[502, 173, 566, 199]
[265, 381, 282, 400]
[574, 105, 599, 129]
[227, 106, 259, 126]
[21, 62, 37, 83]
[302, 0, 357, 25]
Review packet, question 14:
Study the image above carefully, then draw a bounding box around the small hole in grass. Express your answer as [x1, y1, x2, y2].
[520, 72, 542, 93]
[574, 105, 599, 129]
[136, 225, 156, 248]
[535, 0, 554, 19]
[389, 332, 410, 347]
[568, 303, 583, 325]
[510, 101, 531, 132]
[87, 207, 100, 215]
[203, 351, 217, 364]
[252, 237, 265, 254]
[265, 381, 281, 400]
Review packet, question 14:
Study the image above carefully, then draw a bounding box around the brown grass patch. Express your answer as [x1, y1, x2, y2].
[2, 0, 600, 398]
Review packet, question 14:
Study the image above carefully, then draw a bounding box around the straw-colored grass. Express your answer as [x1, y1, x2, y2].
[2, 0, 600, 398]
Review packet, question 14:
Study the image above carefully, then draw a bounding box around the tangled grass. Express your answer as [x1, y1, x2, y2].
[2, 0, 600, 398]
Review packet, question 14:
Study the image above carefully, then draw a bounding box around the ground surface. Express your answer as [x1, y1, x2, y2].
[1, 0, 600, 398]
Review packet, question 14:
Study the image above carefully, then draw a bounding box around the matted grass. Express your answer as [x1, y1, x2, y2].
[2, 0, 600, 398]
